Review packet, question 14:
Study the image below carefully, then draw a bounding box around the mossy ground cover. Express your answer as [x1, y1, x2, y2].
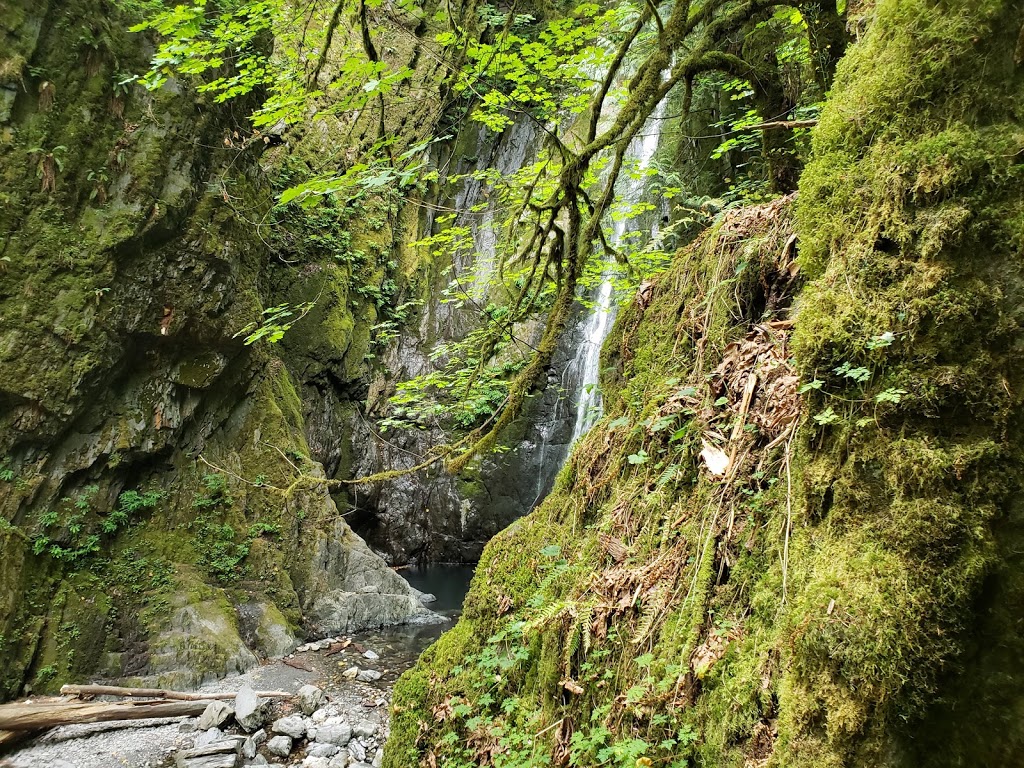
[385, 1, 1024, 766]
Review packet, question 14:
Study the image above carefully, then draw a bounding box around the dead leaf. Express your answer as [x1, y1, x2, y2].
[701, 440, 730, 476]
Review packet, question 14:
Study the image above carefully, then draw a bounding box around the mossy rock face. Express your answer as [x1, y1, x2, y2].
[385, 2, 1024, 766]
[0, 0, 435, 698]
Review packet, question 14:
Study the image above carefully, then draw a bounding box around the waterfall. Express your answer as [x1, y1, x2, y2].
[569, 104, 667, 444]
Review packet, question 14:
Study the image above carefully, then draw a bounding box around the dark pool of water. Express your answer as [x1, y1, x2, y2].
[344, 564, 477, 686]
[398, 563, 477, 613]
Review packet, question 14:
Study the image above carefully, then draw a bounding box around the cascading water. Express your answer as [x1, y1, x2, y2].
[569, 102, 668, 444]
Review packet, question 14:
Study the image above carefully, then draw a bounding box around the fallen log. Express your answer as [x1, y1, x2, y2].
[0, 699, 212, 731]
[60, 684, 292, 701]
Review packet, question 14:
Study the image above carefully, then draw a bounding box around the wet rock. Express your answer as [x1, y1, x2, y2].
[272, 715, 307, 739]
[315, 723, 352, 746]
[298, 684, 327, 715]
[198, 700, 235, 730]
[266, 735, 293, 757]
[235, 686, 269, 732]
[355, 669, 382, 682]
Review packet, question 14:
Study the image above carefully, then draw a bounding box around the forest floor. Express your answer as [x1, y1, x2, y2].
[0, 624, 444, 768]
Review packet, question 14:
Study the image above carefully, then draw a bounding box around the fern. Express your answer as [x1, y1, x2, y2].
[632, 584, 670, 645]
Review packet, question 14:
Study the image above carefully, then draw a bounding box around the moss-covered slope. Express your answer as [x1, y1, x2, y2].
[385, 1, 1024, 766]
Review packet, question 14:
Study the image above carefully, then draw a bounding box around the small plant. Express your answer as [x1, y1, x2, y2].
[27, 146, 67, 194]
[87, 169, 109, 203]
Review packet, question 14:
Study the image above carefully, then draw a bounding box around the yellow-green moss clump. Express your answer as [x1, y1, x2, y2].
[385, 2, 1024, 766]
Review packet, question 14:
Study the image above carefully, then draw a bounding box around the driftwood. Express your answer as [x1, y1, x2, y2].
[0, 699, 211, 731]
[60, 684, 292, 701]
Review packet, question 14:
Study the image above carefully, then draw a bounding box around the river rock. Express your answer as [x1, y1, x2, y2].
[307, 743, 340, 758]
[198, 700, 235, 731]
[351, 722, 376, 739]
[175, 738, 243, 768]
[195, 728, 225, 748]
[266, 735, 293, 757]
[272, 715, 307, 739]
[301, 758, 331, 768]
[347, 740, 366, 762]
[298, 684, 327, 715]
[327, 752, 350, 768]
[372, 747, 383, 768]
[315, 723, 352, 746]
[311, 706, 335, 723]
[235, 686, 269, 732]
[361, 650, 379, 661]
[241, 729, 266, 759]
[356, 669, 382, 682]
[247, 756, 269, 766]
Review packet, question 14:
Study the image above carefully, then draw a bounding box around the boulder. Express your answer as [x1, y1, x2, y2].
[272, 715, 307, 739]
[315, 723, 352, 746]
[266, 735, 293, 757]
[235, 685, 269, 732]
[197, 700, 235, 731]
[298, 684, 327, 715]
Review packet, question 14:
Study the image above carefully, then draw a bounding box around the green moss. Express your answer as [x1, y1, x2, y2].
[387, 3, 1024, 765]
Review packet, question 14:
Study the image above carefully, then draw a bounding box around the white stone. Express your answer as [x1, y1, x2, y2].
[352, 722, 376, 739]
[355, 669, 382, 682]
[272, 715, 307, 739]
[348, 740, 366, 762]
[342, 666, 359, 679]
[315, 723, 352, 746]
[266, 735, 293, 757]
[302, 758, 331, 768]
[361, 650, 379, 661]
[307, 743, 340, 758]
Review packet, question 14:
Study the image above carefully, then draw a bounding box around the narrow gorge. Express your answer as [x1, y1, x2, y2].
[1, 0, 1022, 767]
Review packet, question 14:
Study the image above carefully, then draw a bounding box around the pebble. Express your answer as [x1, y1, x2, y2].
[356, 669, 382, 682]
[361, 650, 379, 661]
